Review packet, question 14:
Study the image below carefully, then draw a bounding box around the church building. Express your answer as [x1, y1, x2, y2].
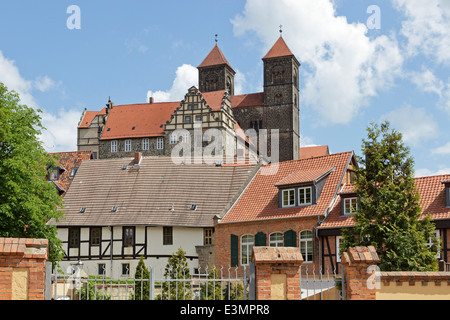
[77, 35, 301, 162]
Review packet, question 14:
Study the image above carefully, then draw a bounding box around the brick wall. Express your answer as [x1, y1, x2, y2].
[0, 238, 48, 300]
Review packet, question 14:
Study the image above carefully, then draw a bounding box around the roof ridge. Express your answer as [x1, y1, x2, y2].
[261, 150, 353, 168]
[415, 173, 450, 180]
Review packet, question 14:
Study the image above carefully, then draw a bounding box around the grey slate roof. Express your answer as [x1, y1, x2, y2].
[48, 157, 258, 228]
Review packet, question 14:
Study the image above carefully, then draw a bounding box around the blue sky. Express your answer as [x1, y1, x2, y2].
[0, 0, 449, 177]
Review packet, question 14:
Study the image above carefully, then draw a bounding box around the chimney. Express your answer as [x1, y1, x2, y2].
[134, 152, 142, 166]
[149, 97, 154, 104]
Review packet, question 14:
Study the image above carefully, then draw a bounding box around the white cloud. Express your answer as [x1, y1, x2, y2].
[34, 75, 56, 92]
[39, 109, 80, 152]
[381, 105, 439, 146]
[0, 50, 77, 152]
[409, 68, 444, 96]
[393, 0, 450, 64]
[432, 141, 450, 155]
[415, 166, 450, 178]
[232, 0, 403, 125]
[147, 64, 198, 102]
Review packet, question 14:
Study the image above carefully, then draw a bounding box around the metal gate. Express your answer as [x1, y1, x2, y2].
[299, 265, 345, 300]
[48, 264, 252, 301]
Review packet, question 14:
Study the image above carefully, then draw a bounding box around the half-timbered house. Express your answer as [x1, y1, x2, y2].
[47, 153, 258, 277]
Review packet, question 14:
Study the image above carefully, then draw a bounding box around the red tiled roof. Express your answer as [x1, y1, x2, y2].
[231, 93, 264, 108]
[49, 151, 94, 195]
[100, 102, 180, 140]
[202, 90, 226, 112]
[198, 45, 234, 71]
[78, 108, 106, 128]
[219, 151, 353, 224]
[262, 36, 294, 60]
[300, 146, 330, 159]
[318, 174, 450, 230]
[275, 167, 334, 187]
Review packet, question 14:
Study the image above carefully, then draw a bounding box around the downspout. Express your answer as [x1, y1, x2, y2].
[110, 226, 113, 277]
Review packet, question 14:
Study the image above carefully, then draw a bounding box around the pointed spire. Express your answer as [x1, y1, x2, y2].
[262, 36, 294, 60]
[198, 43, 234, 71]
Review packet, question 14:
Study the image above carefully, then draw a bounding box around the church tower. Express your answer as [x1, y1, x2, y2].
[262, 35, 300, 161]
[198, 44, 236, 95]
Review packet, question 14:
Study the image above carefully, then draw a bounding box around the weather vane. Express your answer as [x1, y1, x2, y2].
[279, 25, 283, 36]
[215, 34, 218, 43]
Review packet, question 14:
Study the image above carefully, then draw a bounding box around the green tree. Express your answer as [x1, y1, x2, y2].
[341, 121, 439, 271]
[157, 247, 192, 300]
[133, 256, 151, 300]
[199, 267, 222, 300]
[0, 82, 64, 263]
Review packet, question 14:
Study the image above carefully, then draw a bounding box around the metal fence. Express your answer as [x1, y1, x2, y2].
[49, 264, 252, 301]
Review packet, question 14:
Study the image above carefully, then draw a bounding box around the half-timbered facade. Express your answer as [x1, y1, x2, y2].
[47, 154, 258, 277]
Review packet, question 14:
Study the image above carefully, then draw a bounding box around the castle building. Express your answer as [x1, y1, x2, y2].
[77, 36, 301, 162]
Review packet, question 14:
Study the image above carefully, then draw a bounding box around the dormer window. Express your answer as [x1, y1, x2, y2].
[282, 189, 295, 208]
[343, 197, 358, 216]
[444, 182, 450, 208]
[49, 169, 59, 181]
[298, 187, 312, 205]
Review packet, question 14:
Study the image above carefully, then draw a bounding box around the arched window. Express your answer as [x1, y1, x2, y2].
[271, 66, 285, 84]
[299, 230, 313, 262]
[205, 74, 218, 91]
[275, 93, 283, 104]
[241, 234, 254, 265]
[269, 232, 284, 247]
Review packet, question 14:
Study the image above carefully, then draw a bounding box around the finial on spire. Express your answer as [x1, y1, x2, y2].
[279, 25, 283, 36]
[215, 34, 218, 44]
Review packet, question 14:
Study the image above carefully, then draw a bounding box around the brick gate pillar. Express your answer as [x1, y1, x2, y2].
[0, 238, 49, 300]
[340, 246, 380, 300]
[251, 247, 304, 300]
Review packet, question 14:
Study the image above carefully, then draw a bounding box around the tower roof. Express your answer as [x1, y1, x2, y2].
[198, 44, 234, 71]
[262, 36, 295, 60]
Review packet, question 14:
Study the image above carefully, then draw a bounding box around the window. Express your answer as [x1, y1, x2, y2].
[90, 227, 101, 246]
[98, 263, 106, 276]
[123, 227, 134, 247]
[122, 263, 130, 276]
[336, 236, 343, 263]
[49, 169, 59, 181]
[111, 140, 118, 153]
[142, 138, 149, 150]
[204, 228, 213, 245]
[269, 232, 284, 247]
[163, 227, 173, 245]
[282, 189, 295, 207]
[68, 228, 80, 249]
[343, 197, 358, 215]
[299, 230, 313, 263]
[185, 116, 191, 124]
[195, 115, 202, 123]
[182, 133, 190, 143]
[170, 134, 177, 144]
[125, 139, 132, 152]
[188, 104, 198, 110]
[426, 230, 441, 259]
[157, 137, 164, 150]
[298, 187, 312, 205]
[70, 168, 78, 178]
[241, 234, 254, 266]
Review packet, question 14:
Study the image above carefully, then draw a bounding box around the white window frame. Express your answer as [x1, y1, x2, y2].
[157, 137, 164, 150]
[343, 197, 358, 216]
[182, 133, 190, 143]
[170, 134, 177, 144]
[298, 186, 312, 205]
[299, 230, 313, 263]
[269, 232, 284, 247]
[185, 116, 191, 124]
[124, 139, 132, 152]
[426, 230, 441, 259]
[111, 140, 118, 153]
[142, 138, 149, 151]
[282, 189, 295, 208]
[336, 236, 343, 262]
[240, 234, 254, 266]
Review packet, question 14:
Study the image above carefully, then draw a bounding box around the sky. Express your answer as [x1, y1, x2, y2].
[0, 0, 449, 177]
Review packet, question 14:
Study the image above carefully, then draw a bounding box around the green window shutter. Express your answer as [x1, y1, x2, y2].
[284, 229, 297, 247]
[230, 234, 239, 267]
[255, 232, 267, 247]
